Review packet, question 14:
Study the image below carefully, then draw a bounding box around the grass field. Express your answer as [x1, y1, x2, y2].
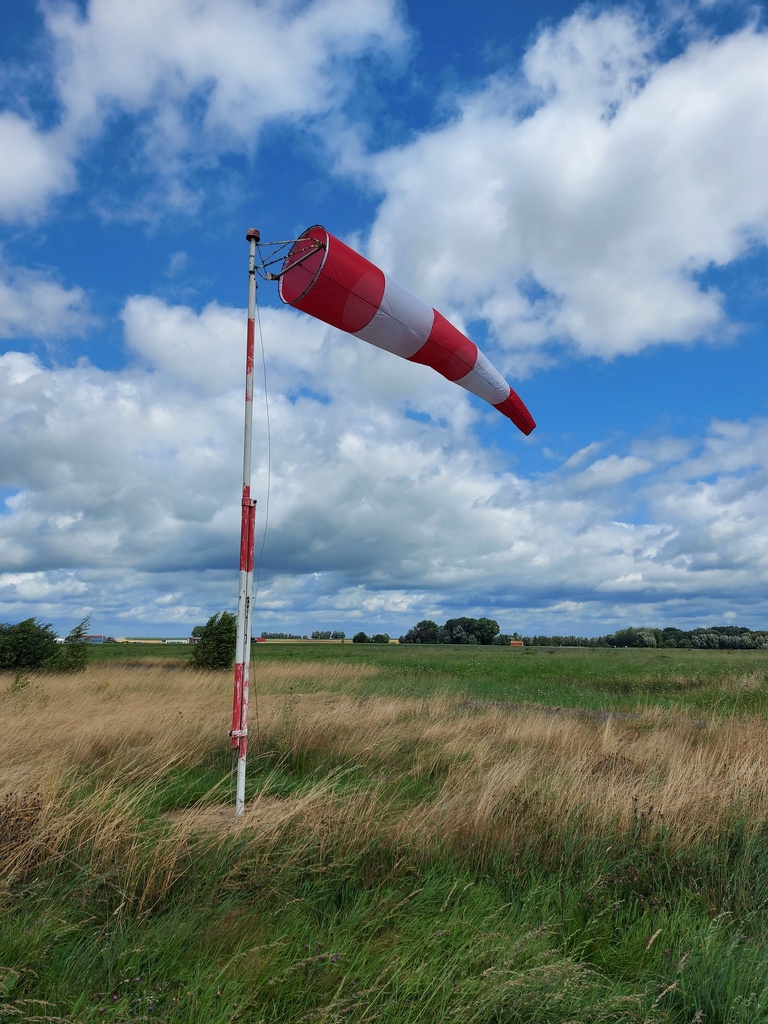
[2, 646, 768, 1022]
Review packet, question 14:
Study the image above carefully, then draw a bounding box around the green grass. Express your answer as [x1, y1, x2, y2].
[4, 780, 768, 1023]
[249, 642, 768, 715]
[89, 642, 195, 662]
[3, 648, 768, 1022]
[90, 640, 768, 716]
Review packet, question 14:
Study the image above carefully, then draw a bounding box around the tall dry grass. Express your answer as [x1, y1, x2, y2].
[4, 660, 768, 1022]
[0, 659, 376, 781]
[3, 660, 768, 870]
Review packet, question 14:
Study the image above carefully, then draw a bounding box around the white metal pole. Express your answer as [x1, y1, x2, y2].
[229, 228, 259, 815]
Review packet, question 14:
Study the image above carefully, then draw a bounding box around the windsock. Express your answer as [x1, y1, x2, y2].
[278, 225, 535, 435]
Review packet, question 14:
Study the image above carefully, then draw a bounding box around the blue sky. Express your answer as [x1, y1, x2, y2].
[2, 0, 768, 640]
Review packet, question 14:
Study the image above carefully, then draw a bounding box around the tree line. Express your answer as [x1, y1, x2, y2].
[397, 620, 768, 649]
[522, 625, 768, 649]
[399, 618, 511, 645]
[259, 631, 347, 640]
[352, 632, 391, 644]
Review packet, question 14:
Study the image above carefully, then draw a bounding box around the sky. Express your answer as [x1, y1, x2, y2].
[2, 0, 768, 641]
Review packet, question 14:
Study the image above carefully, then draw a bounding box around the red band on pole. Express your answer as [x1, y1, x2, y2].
[239, 486, 256, 573]
[231, 661, 244, 750]
[246, 318, 255, 385]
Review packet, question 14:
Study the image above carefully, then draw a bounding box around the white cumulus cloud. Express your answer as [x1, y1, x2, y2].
[361, 9, 768, 363]
[0, 114, 76, 222]
[0, 257, 94, 338]
[3, 296, 768, 634]
[0, 0, 407, 221]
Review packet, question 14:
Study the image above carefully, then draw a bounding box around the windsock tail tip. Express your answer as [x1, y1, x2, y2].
[495, 391, 536, 435]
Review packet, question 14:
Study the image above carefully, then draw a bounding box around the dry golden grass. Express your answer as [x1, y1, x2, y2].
[3, 660, 768, 869]
[0, 659, 377, 780]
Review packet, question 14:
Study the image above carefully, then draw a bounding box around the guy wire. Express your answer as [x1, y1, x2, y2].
[253, 290, 272, 605]
[249, 289, 273, 754]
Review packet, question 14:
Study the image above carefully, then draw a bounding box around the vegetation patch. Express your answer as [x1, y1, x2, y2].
[2, 648, 768, 1021]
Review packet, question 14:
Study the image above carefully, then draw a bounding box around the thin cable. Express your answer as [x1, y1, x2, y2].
[253, 291, 272, 599]
[249, 289, 272, 755]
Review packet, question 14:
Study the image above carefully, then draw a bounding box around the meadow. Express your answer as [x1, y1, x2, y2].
[2, 644, 768, 1022]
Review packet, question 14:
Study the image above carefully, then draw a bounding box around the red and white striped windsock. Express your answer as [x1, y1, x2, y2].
[278, 225, 535, 435]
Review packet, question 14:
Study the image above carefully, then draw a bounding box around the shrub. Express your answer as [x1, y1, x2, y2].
[58, 616, 92, 672]
[0, 616, 92, 674]
[0, 618, 60, 671]
[191, 611, 237, 670]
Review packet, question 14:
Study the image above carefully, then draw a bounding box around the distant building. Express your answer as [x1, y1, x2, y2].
[509, 639, 524, 647]
[84, 635, 107, 644]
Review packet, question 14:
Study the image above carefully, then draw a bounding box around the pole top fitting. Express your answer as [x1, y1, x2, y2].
[246, 227, 261, 243]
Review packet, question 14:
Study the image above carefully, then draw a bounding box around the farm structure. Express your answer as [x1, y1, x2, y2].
[112, 637, 197, 645]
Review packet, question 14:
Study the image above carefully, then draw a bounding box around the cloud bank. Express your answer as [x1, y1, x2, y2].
[3, 296, 767, 635]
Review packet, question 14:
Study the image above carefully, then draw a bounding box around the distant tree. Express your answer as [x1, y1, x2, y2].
[400, 620, 440, 644]
[661, 627, 686, 647]
[370, 633, 390, 644]
[331, 631, 346, 640]
[443, 617, 499, 645]
[57, 615, 92, 673]
[474, 617, 501, 645]
[0, 618, 60, 672]
[690, 631, 721, 649]
[191, 625, 204, 638]
[443, 618, 469, 644]
[191, 611, 237, 670]
[353, 632, 370, 643]
[606, 628, 643, 648]
[636, 630, 658, 648]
